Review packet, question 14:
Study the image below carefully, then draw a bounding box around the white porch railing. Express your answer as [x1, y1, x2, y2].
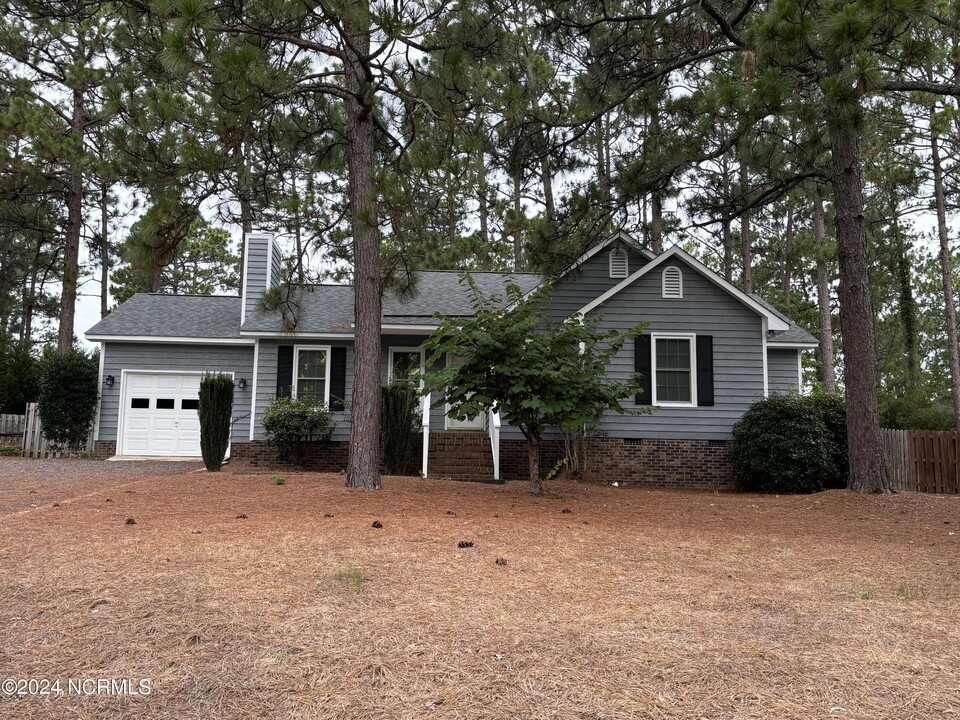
[421, 392, 431, 478]
[488, 407, 501, 481]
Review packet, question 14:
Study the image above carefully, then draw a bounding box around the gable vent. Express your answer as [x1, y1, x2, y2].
[609, 248, 629, 278]
[662, 266, 683, 298]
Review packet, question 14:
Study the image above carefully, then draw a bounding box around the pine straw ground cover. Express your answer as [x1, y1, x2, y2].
[0, 463, 959, 720]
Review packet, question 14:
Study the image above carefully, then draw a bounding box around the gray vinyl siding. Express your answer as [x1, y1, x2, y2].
[584, 260, 766, 440]
[547, 245, 649, 321]
[243, 234, 271, 323]
[253, 339, 354, 442]
[99, 342, 255, 444]
[270, 241, 284, 288]
[768, 348, 801, 394]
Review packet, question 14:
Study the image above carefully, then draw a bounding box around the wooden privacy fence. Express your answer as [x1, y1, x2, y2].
[880, 428, 960, 494]
[0, 412, 25, 446]
[21, 403, 94, 459]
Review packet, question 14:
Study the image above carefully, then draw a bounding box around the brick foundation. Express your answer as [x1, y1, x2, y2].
[222, 436, 734, 490]
[92, 441, 116, 460]
[230, 441, 351, 472]
[582, 437, 734, 489]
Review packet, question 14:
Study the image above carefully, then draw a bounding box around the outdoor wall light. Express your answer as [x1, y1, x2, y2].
[104, 375, 114, 387]
[237, 378, 247, 389]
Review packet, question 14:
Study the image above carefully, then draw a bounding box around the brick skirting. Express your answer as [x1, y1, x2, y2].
[92, 441, 116, 459]
[227, 435, 733, 490]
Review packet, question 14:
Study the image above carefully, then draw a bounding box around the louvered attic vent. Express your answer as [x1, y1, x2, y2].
[609, 248, 628, 278]
[662, 266, 683, 298]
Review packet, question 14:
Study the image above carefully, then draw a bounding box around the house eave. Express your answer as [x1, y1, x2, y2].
[87, 334, 254, 345]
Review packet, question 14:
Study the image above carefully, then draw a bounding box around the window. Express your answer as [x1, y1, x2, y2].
[130, 398, 149, 409]
[609, 247, 629, 278]
[294, 346, 331, 404]
[662, 266, 683, 298]
[653, 335, 695, 405]
[156, 398, 175, 410]
[389, 347, 424, 387]
[181, 399, 199, 410]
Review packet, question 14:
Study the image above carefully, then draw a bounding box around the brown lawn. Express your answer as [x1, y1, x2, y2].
[1, 461, 959, 720]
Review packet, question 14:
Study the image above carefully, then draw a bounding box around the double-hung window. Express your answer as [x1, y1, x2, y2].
[389, 347, 424, 388]
[294, 346, 331, 405]
[653, 335, 696, 406]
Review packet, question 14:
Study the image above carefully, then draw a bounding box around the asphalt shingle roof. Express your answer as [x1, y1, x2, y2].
[86, 294, 243, 339]
[239, 271, 543, 334]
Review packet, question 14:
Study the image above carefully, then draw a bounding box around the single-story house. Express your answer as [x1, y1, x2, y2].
[85, 230, 817, 487]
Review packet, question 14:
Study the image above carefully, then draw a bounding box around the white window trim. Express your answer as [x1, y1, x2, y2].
[388, 346, 425, 389]
[662, 266, 683, 298]
[293, 345, 332, 406]
[609, 247, 629, 278]
[651, 333, 697, 407]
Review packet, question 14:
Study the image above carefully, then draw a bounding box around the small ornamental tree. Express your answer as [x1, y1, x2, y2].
[261, 395, 336, 466]
[381, 382, 421, 475]
[198, 373, 234, 471]
[37, 348, 99, 453]
[423, 276, 648, 495]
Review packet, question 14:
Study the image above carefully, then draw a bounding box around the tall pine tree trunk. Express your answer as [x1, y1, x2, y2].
[57, 87, 84, 352]
[512, 165, 523, 270]
[931, 119, 960, 427]
[828, 113, 887, 493]
[527, 429, 542, 496]
[344, 0, 382, 490]
[814, 191, 836, 393]
[739, 158, 752, 295]
[782, 203, 794, 311]
[650, 193, 664, 255]
[99, 182, 110, 318]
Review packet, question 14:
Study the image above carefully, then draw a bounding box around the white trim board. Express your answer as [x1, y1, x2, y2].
[577, 245, 790, 332]
[88, 335, 255, 345]
[292, 344, 332, 406]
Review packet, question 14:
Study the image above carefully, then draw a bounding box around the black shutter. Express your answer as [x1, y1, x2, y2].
[696, 335, 714, 407]
[330, 347, 347, 411]
[277, 345, 294, 397]
[635, 334, 652, 406]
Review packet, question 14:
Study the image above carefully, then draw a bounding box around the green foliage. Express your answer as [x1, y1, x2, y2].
[272, 472, 285, 485]
[261, 395, 335, 466]
[380, 383, 420, 475]
[0, 445, 20, 456]
[423, 275, 647, 494]
[322, 568, 365, 592]
[112, 218, 240, 304]
[198, 373, 234, 471]
[37, 349, 99, 453]
[732, 393, 849, 494]
[0, 347, 40, 414]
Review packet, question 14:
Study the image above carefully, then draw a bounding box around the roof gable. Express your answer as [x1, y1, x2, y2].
[576, 245, 790, 332]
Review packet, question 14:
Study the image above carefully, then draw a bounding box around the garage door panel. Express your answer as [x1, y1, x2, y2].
[119, 372, 207, 457]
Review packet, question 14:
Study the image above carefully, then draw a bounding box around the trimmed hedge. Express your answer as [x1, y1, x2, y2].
[731, 393, 848, 494]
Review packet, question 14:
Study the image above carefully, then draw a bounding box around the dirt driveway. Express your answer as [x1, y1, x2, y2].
[0, 459, 202, 515]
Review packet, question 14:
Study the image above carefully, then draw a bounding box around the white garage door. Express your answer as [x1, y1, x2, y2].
[119, 373, 204, 456]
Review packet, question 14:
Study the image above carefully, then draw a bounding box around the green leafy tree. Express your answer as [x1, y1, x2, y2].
[36, 348, 98, 452]
[198, 373, 234, 471]
[423, 277, 647, 495]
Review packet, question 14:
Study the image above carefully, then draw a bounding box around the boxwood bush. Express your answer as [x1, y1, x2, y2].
[731, 393, 848, 494]
[262, 395, 335, 466]
[380, 383, 421, 475]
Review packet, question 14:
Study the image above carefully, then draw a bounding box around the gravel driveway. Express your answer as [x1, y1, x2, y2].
[0, 458, 202, 515]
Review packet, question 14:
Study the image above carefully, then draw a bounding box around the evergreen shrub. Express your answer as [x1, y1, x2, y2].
[262, 395, 335, 466]
[198, 373, 234, 471]
[731, 393, 848, 494]
[380, 383, 421, 475]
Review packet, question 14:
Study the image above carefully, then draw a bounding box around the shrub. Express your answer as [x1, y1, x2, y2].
[261, 395, 335, 466]
[198, 373, 234, 471]
[731, 393, 834, 494]
[37, 348, 99, 453]
[0, 346, 40, 414]
[380, 383, 421, 475]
